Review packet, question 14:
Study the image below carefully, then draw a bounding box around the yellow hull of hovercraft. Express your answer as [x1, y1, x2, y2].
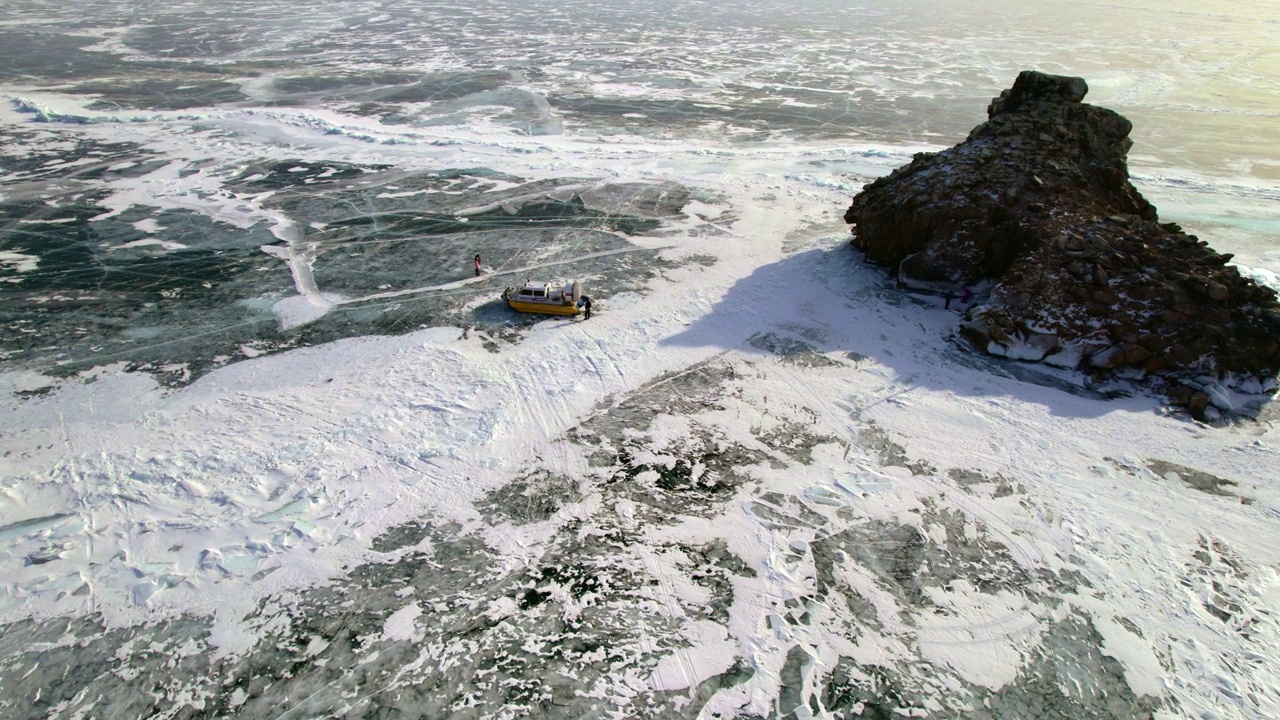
[505, 299, 581, 316]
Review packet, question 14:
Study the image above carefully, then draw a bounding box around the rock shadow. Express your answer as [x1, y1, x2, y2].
[661, 243, 1177, 420]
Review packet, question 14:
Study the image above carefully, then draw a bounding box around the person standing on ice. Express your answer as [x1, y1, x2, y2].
[578, 294, 593, 320]
[474, 254, 482, 277]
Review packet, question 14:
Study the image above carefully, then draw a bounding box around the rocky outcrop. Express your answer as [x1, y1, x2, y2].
[844, 70, 1280, 418]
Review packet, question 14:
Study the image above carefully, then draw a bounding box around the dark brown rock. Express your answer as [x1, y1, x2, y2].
[1093, 289, 1119, 305]
[843, 71, 1280, 411]
[1138, 334, 1169, 353]
[987, 72, 1088, 116]
[1109, 324, 1137, 342]
[1167, 385, 1193, 405]
[1187, 392, 1211, 419]
[1122, 344, 1153, 366]
[1143, 356, 1171, 375]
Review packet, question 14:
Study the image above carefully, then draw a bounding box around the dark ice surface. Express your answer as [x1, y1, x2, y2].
[2, 144, 682, 383]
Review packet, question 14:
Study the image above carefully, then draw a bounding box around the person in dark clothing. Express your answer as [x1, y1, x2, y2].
[944, 289, 955, 310]
[474, 254, 482, 276]
[579, 294, 593, 319]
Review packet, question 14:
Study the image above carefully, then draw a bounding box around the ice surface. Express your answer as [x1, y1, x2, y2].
[2, 0, 1279, 718]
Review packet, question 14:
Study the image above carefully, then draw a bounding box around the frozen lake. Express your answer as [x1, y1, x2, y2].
[1, 1, 1278, 718]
